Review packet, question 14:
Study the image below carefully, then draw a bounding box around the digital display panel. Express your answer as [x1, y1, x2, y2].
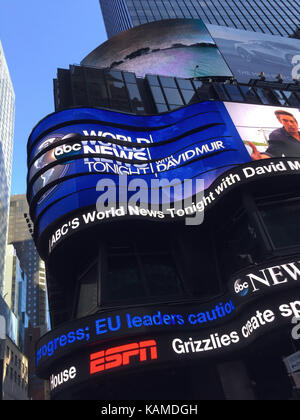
[208, 24, 300, 83]
[36, 285, 300, 396]
[81, 19, 233, 79]
[35, 254, 300, 380]
[225, 104, 300, 160]
[27, 102, 300, 256]
[27, 102, 252, 241]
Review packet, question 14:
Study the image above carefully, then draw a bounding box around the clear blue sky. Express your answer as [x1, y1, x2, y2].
[0, 0, 107, 195]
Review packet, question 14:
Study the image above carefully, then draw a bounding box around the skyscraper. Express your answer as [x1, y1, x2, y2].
[6, 197, 49, 400]
[8, 195, 49, 329]
[99, 0, 299, 38]
[0, 41, 15, 296]
[3, 244, 27, 319]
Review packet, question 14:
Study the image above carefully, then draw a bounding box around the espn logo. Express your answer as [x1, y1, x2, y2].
[90, 340, 158, 375]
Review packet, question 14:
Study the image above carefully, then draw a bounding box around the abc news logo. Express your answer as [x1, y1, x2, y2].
[54, 143, 82, 159]
[90, 340, 158, 375]
[234, 279, 250, 297]
[233, 261, 300, 298]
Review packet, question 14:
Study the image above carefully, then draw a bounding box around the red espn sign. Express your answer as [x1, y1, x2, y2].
[90, 340, 158, 374]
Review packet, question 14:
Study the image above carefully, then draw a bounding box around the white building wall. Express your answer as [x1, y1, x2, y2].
[0, 41, 15, 296]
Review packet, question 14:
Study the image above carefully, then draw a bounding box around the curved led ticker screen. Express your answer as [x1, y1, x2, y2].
[27, 103, 300, 257]
[36, 264, 300, 395]
[36, 253, 300, 397]
[36, 251, 300, 374]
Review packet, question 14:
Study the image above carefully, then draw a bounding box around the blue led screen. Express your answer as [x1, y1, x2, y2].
[27, 102, 252, 239]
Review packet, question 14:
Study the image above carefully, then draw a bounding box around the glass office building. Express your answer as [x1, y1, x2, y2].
[0, 42, 15, 296]
[99, 0, 299, 38]
[8, 195, 49, 329]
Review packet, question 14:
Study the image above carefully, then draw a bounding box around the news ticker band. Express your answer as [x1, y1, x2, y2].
[47, 286, 300, 397]
[37, 157, 300, 259]
[36, 255, 300, 370]
[35, 258, 300, 398]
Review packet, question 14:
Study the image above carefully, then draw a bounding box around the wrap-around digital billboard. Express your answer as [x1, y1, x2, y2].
[27, 102, 300, 258]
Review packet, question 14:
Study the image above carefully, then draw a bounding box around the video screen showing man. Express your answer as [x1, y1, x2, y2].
[250, 110, 300, 160]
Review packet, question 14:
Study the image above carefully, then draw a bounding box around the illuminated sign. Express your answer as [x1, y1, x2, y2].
[169, 296, 300, 358]
[27, 102, 252, 252]
[50, 366, 77, 392]
[230, 257, 300, 303]
[42, 157, 300, 256]
[36, 298, 236, 369]
[46, 290, 300, 397]
[90, 340, 158, 375]
[36, 258, 300, 380]
[27, 103, 300, 259]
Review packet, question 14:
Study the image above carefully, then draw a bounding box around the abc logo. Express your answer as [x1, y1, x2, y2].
[54, 143, 82, 159]
[234, 279, 249, 297]
[54, 133, 83, 162]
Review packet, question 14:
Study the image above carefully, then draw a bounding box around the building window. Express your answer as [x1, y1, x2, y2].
[254, 87, 275, 105]
[106, 70, 131, 112]
[102, 237, 183, 306]
[193, 80, 218, 102]
[258, 198, 300, 250]
[149, 85, 166, 105]
[126, 82, 145, 113]
[239, 85, 261, 104]
[282, 91, 300, 107]
[217, 211, 261, 281]
[223, 83, 245, 102]
[162, 87, 184, 107]
[76, 263, 98, 318]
